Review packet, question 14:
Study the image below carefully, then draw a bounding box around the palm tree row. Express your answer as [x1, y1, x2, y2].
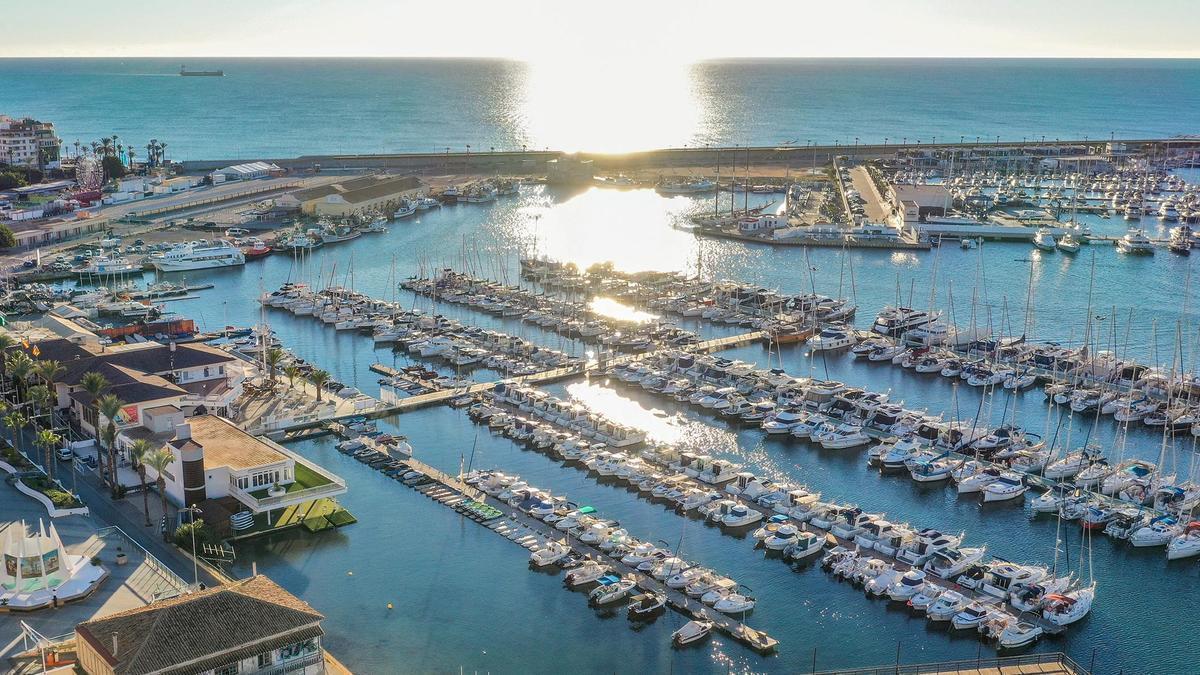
[0, 336, 172, 528]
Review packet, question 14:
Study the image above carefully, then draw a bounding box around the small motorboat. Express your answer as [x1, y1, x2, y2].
[627, 592, 666, 620]
[588, 577, 636, 606]
[998, 621, 1044, 648]
[673, 618, 714, 646]
[713, 592, 756, 615]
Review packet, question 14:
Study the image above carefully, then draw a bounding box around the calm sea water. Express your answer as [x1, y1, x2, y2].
[65, 184, 1184, 675]
[3, 58, 1200, 158]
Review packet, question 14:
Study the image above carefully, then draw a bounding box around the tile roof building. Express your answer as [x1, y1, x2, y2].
[275, 175, 422, 217]
[74, 575, 327, 675]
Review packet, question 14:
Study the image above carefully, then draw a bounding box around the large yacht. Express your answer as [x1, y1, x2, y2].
[1116, 229, 1155, 255]
[872, 306, 938, 337]
[151, 239, 246, 271]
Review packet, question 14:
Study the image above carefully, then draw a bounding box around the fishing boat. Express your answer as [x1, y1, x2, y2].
[242, 238, 273, 259]
[393, 200, 417, 219]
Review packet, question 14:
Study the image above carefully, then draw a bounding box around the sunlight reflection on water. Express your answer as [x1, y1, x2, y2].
[588, 297, 659, 324]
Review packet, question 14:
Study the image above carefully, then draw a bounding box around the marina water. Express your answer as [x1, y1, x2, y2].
[58, 185, 1196, 673]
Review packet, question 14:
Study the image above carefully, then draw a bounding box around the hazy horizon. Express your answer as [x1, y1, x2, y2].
[7, 0, 1200, 60]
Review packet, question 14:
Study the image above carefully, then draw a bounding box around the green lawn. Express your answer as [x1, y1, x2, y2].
[237, 497, 354, 539]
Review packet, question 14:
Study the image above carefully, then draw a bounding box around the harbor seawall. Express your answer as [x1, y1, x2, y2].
[176, 138, 1200, 175]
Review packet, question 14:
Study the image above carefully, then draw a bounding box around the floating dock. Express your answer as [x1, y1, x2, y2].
[384, 455, 779, 654]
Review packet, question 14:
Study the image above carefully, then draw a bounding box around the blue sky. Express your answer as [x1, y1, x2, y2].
[6, 0, 1199, 59]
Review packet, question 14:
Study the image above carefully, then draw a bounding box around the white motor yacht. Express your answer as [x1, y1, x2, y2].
[1129, 515, 1183, 547]
[816, 423, 871, 449]
[588, 577, 637, 606]
[926, 586, 964, 619]
[763, 523, 801, 550]
[564, 563, 607, 587]
[672, 619, 714, 646]
[950, 601, 992, 630]
[887, 569, 928, 601]
[998, 621, 1043, 648]
[721, 504, 764, 528]
[784, 531, 825, 561]
[713, 592, 756, 614]
[982, 472, 1028, 502]
[924, 546, 986, 579]
[530, 541, 570, 567]
[1117, 229, 1155, 254]
[809, 326, 857, 351]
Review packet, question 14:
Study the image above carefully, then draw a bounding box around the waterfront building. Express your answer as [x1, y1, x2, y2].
[11, 335, 245, 437]
[208, 161, 285, 184]
[0, 115, 59, 169]
[74, 574, 329, 675]
[275, 175, 422, 216]
[127, 413, 347, 515]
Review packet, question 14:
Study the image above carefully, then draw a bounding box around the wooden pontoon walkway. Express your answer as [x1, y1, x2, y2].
[393, 456, 779, 654]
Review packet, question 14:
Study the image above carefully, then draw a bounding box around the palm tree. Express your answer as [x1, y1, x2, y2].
[6, 352, 33, 403]
[264, 348, 284, 385]
[283, 364, 300, 390]
[35, 429, 61, 481]
[128, 439, 156, 526]
[144, 448, 175, 522]
[309, 370, 330, 402]
[96, 394, 125, 492]
[81, 371, 108, 398]
[33, 360, 64, 422]
[0, 333, 15, 390]
[4, 411, 27, 458]
[27, 385, 49, 431]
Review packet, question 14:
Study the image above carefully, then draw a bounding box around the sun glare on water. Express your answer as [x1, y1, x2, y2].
[588, 297, 659, 324]
[518, 57, 703, 154]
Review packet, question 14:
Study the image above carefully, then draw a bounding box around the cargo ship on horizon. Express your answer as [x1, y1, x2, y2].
[180, 64, 224, 77]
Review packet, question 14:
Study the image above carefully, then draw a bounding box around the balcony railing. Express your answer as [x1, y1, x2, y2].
[257, 650, 323, 675]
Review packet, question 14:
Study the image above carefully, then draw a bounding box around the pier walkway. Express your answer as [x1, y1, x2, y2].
[391, 456, 779, 653]
[474, 388, 1068, 639]
[358, 331, 769, 417]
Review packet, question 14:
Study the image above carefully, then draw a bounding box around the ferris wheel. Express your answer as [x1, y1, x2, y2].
[75, 153, 103, 190]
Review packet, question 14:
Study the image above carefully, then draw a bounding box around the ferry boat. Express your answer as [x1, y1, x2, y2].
[81, 255, 140, 275]
[1117, 229, 1154, 255]
[152, 240, 246, 271]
